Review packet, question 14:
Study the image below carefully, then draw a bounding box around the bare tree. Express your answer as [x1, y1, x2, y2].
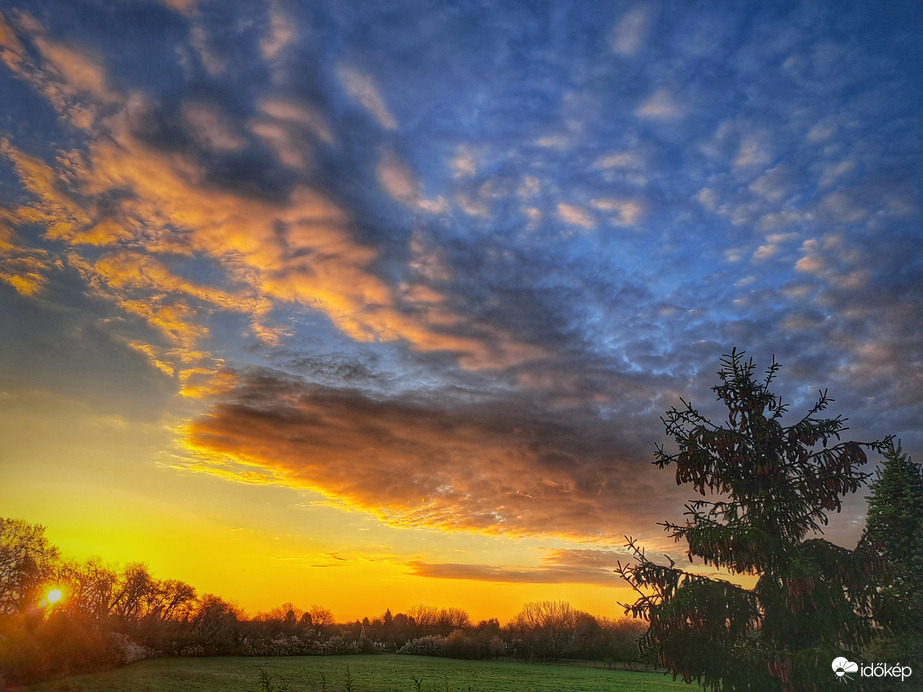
[0, 518, 60, 615]
[55, 557, 119, 619]
[508, 600, 579, 661]
[110, 562, 156, 620]
[307, 604, 334, 637]
[152, 579, 197, 621]
[407, 604, 440, 637]
[437, 607, 471, 635]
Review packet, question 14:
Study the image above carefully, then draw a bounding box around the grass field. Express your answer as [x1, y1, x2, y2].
[25, 655, 695, 692]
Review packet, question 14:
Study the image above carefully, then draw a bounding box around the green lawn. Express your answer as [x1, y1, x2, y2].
[26, 655, 696, 692]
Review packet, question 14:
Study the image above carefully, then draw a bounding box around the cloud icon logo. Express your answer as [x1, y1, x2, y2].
[832, 657, 859, 681]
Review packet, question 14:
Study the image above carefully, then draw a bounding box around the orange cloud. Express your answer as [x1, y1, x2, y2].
[1, 12, 544, 385]
[0, 13, 27, 73]
[0, 255, 48, 296]
[75, 115, 532, 367]
[0, 214, 52, 296]
[92, 252, 266, 315]
[125, 340, 176, 377]
[1, 138, 91, 236]
[0, 12, 112, 129]
[178, 367, 239, 399]
[118, 297, 208, 348]
[160, 0, 198, 12]
[183, 372, 680, 543]
[33, 37, 108, 97]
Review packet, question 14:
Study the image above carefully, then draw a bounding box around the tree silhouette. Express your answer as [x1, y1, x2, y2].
[617, 350, 892, 691]
[865, 442, 923, 662]
[508, 600, 580, 661]
[0, 518, 59, 616]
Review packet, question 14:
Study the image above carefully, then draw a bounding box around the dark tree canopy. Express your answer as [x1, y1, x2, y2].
[0, 518, 60, 616]
[617, 350, 892, 692]
[865, 442, 923, 662]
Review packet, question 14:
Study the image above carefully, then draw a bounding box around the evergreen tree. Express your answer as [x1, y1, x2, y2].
[865, 442, 923, 662]
[617, 350, 892, 691]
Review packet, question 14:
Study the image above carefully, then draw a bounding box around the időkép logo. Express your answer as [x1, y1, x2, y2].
[832, 656, 913, 683]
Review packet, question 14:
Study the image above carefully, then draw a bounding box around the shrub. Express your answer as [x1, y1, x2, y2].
[317, 635, 359, 655]
[108, 631, 154, 664]
[397, 634, 445, 657]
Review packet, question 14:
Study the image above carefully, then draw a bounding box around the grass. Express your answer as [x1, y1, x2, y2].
[25, 655, 695, 692]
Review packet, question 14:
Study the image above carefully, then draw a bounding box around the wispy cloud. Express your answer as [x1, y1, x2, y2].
[557, 203, 595, 229]
[407, 561, 626, 586]
[337, 65, 397, 130]
[635, 88, 682, 120]
[608, 7, 650, 57]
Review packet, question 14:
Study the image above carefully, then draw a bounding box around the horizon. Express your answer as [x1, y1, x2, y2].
[2, 1, 921, 625]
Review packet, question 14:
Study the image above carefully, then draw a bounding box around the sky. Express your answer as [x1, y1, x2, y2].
[1, 0, 921, 623]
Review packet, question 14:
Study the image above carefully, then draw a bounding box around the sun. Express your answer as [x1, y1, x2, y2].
[47, 588, 62, 604]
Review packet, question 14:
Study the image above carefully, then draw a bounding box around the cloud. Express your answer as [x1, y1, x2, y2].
[591, 198, 642, 226]
[635, 88, 681, 120]
[376, 150, 448, 213]
[806, 119, 837, 143]
[377, 151, 419, 202]
[749, 165, 793, 203]
[539, 547, 630, 569]
[124, 341, 177, 378]
[1, 138, 90, 237]
[257, 97, 334, 144]
[609, 7, 650, 56]
[733, 133, 772, 168]
[556, 203, 595, 229]
[0, 236, 50, 296]
[407, 561, 626, 586]
[260, 3, 295, 60]
[0, 18, 540, 372]
[160, 0, 197, 12]
[33, 37, 107, 97]
[0, 13, 115, 128]
[752, 244, 780, 261]
[534, 134, 571, 150]
[818, 160, 855, 189]
[451, 146, 477, 178]
[593, 151, 640, 170]
[337, 65, 397, 130]
[181, 101, 244, 153]
[183, 368, 682, 542]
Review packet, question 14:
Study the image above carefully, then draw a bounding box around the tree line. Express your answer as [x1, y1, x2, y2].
[0, 521, 644, 686]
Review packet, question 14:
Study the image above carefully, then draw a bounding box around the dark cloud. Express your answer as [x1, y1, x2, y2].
[187, 367, 685, 542]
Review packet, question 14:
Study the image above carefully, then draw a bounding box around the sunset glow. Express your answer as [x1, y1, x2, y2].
[1, 0, 921, 626]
